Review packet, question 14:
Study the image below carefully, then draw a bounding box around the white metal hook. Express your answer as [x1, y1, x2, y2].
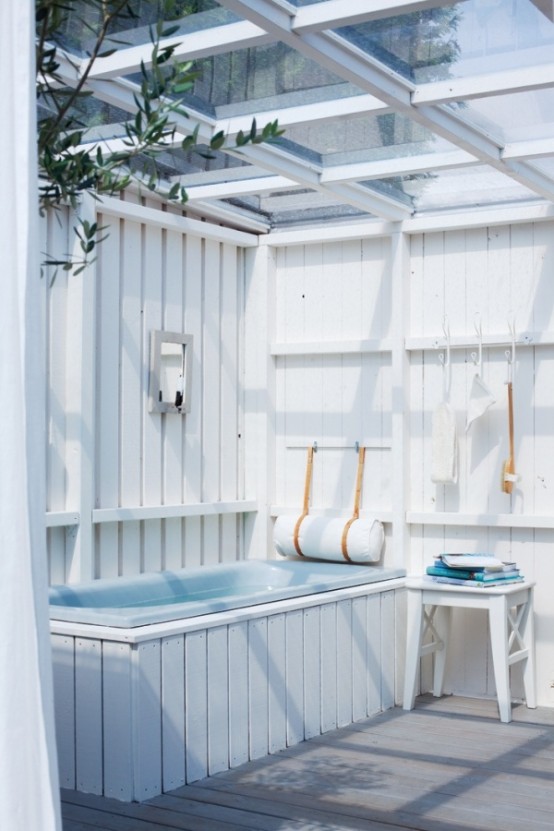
[438, 317, 451, 368]
[505, 315, 516, 382]
[471, 313, 483, 371]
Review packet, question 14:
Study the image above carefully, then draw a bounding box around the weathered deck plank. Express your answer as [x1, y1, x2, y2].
[62, 696, 554, 831]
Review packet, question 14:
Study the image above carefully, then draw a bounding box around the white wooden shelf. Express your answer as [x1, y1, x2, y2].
[270, 338, 392, 356]
[46, 511, 80, 528]
[92, 500, 258, 524]
[406, 511, 554, 529]
[270, 505, 393, 523]
[405, 330, 554, 352]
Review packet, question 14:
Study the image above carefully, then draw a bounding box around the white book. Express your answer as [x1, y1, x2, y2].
[441, 554, 507, 570]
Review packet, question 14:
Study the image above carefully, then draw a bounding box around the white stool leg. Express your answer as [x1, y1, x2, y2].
[432, 605, 451, 698]
[521, 588, 537, 709]
[403, 589, 424, 711]
[488, 594, 511, 723]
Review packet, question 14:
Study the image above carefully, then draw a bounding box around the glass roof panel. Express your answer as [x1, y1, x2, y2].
[335, 0, 554, 84]
[447, 88, 554, 144]
[368, 165, 539, 212]
[57, 1, 239, 55]
[191, 42, 364, 117]
[224, 189, 373, 228]
[284, 113, 458, 166]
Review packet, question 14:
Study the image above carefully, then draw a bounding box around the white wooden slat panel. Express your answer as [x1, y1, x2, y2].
[320, 602, 337, 734]
[533, 347, 554, 517]
[46, 210, 68, 516]
[133, 640, 162, 800]
[75, 638, 103, 794]
[161, 635, 186, 792]
[51, 634, 75, 789]
[380, 591, 396, 710]
[351, 596, 367, 722]
[65, 194, 96, 583]
[48, 528, 66, 586]
[285, 609, 304, 747]
[267, 613, 287, 754]
[185, 629, 208, 782]
[119, 218, 142, 576]
[366, 593, 381, 716]
[228, 622, 249, 768]
[183, 235, 203, 568]
[96, 214, 120, 578]
[203, 239, 221, 565]
[532, 222, 554, 333]
[303, 606, 321, 740]
[220, 244, 239, 563]
[336, 599, 353, 728]
[248, 617, 269, 760]
[162, 228, 185, 570]
[532, 530, 554, 709]
[142, 211, 164, 573]
[102, 641, 133, 801]
[207, 626, 229, 775]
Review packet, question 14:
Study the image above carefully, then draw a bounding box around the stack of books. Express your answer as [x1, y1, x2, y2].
[425, 553, 524, 587]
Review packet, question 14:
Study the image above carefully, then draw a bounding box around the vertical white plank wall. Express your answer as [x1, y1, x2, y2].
[269, 222, 554, 708]
[407, 222, 554, 708]
[44, 199, 255, 581]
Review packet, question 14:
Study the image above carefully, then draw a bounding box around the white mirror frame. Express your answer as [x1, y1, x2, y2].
[148, 330, 193, 414]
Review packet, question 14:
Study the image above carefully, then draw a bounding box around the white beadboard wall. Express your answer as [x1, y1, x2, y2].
[44, 196, 252, 582]
[43, 198, 554, 708]
[267, 221, 554, 708]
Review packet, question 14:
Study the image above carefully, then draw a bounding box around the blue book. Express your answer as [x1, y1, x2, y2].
[427, 564, 520, 582]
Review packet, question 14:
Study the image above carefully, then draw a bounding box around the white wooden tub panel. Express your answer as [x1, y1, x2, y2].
[51, 587, 400, 802]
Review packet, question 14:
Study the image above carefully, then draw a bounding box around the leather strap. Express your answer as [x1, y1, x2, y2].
[341, 447, 366, 562]
[293, 446, 314, 557]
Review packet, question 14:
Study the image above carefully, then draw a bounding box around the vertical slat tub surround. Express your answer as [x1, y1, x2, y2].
[51, 586, 401, 802]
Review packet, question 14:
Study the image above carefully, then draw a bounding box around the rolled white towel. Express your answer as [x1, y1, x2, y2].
[273, 514, 385, 563]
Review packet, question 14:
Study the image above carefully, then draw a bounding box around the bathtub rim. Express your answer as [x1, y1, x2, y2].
[49, 573, 407, 644]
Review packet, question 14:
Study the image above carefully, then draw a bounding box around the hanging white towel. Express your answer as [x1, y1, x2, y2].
[431, 401, 458, 484]
[466, 373, 495, 431]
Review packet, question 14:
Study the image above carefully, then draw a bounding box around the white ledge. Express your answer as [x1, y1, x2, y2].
[46, 511, 80, 528]
[270, 338, 392, 356]
[93, 500, 258, 523]
[406, 512, 554, 529]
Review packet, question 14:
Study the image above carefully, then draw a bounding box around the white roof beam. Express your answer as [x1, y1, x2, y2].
[231, 142, 411, 220]
[88, 20, 271, 80]
[293, 0, 463, 33]
[503, 139, 554, 161]
[501, 159, 554, 202]
[183, 175, 297, 201]
[321, 149, 477, 183]
[413, 63, 554, 105]
[186, 199, 270, 232]
[217, 93, 389, 136]
[219, 2, 554, 206]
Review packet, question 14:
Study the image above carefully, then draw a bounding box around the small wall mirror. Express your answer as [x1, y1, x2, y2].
[148, 330, 192, 414]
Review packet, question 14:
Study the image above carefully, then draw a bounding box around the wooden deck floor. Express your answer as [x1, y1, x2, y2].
[61, 695, 554, 831]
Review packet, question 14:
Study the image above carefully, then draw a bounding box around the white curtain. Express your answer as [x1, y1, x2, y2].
[0, 2, 62, 829]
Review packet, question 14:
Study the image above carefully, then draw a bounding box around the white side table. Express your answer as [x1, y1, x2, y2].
[403, 577, 536, 723]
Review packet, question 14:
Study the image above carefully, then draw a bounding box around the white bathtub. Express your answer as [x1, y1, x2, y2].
[50, 558, 405, 802]
[49, 558, 404, 627]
